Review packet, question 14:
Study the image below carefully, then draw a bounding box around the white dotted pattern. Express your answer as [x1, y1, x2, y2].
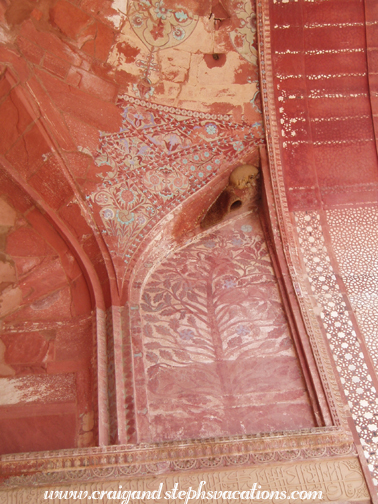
[327, 207, 378, 371]
[296, 211, 378, 485]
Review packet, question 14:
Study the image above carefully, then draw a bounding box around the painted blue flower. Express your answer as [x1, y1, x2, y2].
[241, 224, 253, 233]
[180, 329, 194, 341]
[232, 238, 243, 246]
[175, 10, 188, 21]
[223, 279, 236, 289]
[236, 325, 250, 336]
[205, 123, 218, 135]
[155, 2, 171, 19]
[204, 241, 216, 249]
[103, 208, 114, 220]
[232, 141, 244, 152]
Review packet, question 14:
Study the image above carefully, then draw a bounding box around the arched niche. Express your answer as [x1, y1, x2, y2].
[0, 169, 101, 453]
[130, 206, 318, 443]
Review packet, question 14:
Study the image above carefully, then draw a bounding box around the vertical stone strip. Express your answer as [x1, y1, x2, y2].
[96, 307, 109, 445]
[296, 210, 378, 484]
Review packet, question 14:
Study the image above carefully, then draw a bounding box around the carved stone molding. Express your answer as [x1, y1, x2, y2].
[0, 456, 369, 504]
[0, 428, 353, 488]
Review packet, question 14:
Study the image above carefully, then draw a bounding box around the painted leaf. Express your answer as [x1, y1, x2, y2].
[145, 342, 161, 349]
[142, 292, 152, 305]
[187, 291, 199, 303]
[161, 308, 177, 316]
[168, 318, 180, 330]
[155, 325, 171, 336]
[144, 323, 153, 337]
[159, 349, 172, 360]
[144, 314, 160, 322]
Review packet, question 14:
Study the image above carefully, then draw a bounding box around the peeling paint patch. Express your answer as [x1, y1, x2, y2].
[0, 374, 76, 405]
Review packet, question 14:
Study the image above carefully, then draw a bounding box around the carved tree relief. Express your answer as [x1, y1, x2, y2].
[138, 212, 315, 441]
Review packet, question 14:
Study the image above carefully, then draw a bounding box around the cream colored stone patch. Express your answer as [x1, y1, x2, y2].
[157, 48, 191, 84]
[0, 199, 16, 227]
[81, 411, 94, 432]
[0, 378, 24, 405]
[0, 261, 16, 284]
[0, 340, 15, 377]
[177, 17, 215, 53]
[0, 286, 22, 318]
[177, 83, 257, 107]
[108, 0, 127, 29]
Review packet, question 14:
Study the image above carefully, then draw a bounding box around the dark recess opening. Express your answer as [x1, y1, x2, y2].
[230, 200, 242, 211]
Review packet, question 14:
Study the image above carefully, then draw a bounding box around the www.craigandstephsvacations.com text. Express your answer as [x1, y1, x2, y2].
[44, 482, 323, 502]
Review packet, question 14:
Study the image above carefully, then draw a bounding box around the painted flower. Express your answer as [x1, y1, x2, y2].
[137, 215, 146, 225]
[205, 123, 218, 135]
[204, 241, 216, 249]
[239, 12, 256, 32]
[133, 112, 147, 128]
[164, 133, 181, 151]
[148, 174, 161, 187]
[179, 329, 194, 341]
[103, 208, 114, 220]
[223, 279, 236, 289]
[116, 210, 135, 225]
[174, 10, 188, 22]
[118, 188, 134, 205]
[232, 141, 244, 152]
[172, 26, 185, 40]
[132, 14, 144, 27]
[241, 224, 253, 233]
[236, 325, 250, 336]
[173, 177, 185, 188]
[143, 167, 188, 200]
[232, 238, 243, 246]
[154, 1, 171, 19]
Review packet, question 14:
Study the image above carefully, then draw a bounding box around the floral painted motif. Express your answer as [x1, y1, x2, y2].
[90, 181, 155, 257]
[143, 166, 189, 201]
[128, 0, 198, 50]
[89, 96, 264, 284]
[229, 0, 258, 65]
[134, 213, 315, 442]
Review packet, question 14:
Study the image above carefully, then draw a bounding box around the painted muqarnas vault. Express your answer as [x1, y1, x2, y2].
[1, 0, 378, 502]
